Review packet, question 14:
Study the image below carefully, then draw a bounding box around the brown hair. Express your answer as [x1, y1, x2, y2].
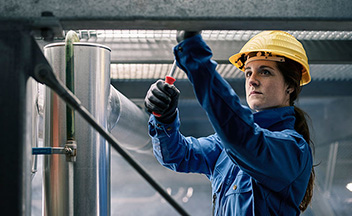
[276, 58, 315, 212]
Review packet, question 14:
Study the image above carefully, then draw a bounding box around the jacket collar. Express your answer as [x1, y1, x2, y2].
[253, 106, 296, 131]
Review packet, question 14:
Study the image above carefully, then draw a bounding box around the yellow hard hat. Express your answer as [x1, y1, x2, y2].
[229, 31, 311, 85]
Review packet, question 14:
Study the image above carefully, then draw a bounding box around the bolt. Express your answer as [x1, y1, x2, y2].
[65, 147, 73, 155]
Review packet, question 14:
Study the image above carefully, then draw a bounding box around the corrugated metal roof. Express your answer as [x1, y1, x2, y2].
[80, 30, 352, 41]
[73, 30, 352, 82]
[110, 63, 352, 81]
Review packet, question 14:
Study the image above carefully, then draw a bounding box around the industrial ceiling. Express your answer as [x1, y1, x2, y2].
[2, 0, 352, 215]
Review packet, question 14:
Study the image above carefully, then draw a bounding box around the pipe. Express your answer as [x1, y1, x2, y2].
[65, 31, 79, 142]
[108, 85, 151, 151]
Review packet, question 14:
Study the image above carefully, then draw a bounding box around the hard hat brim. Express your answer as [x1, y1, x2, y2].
[229, 50, 311, 86]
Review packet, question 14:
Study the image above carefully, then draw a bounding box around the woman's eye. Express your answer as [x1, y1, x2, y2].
[245, 71, 252, 77]
[261, 70, 271, 75]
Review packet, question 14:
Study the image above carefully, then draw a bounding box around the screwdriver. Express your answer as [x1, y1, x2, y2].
[152, 60, 177, 117]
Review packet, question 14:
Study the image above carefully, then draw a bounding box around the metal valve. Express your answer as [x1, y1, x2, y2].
[32, 140, 77, 162]
[64, 140, 77, 162]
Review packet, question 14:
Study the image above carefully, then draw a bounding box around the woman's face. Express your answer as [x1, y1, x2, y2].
[245, 60, 292, 112]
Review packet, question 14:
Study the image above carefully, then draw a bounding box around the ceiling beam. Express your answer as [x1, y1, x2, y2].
[2, 0, 352, 30]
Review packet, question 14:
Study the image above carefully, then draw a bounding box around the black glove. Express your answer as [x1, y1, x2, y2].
[145, 80, 180, 124]
[176, 30, 202, 43]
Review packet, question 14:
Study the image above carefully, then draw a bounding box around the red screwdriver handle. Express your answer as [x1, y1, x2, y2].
[165, 76, 176, 85]
[152, 60, 178, 118]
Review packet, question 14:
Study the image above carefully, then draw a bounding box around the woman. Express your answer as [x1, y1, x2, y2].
[145, 30, 314, 215]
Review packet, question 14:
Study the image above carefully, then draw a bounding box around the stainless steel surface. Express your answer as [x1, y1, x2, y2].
[108, 85, 151, 151]
[31, 83, 44, 180]
[24, 77, 36, 216]
[168, 61, 177, 78]
[30, 81, 38, 179]
[43, 42, 111, 216]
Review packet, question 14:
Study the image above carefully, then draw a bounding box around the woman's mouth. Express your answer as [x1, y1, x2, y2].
[249, 91, 262, 96]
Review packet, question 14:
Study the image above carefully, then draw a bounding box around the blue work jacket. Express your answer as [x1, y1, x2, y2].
[148, 34, 313, 215]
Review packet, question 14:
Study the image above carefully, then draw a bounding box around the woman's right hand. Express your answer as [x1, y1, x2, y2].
[144, 80, 180, 124]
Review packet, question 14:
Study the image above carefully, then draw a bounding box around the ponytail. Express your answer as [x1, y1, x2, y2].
[277, 59, 315, 212]
[294, 106, 315, 212]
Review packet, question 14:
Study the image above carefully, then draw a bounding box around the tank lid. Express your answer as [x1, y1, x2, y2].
[44, 42, 111, 51]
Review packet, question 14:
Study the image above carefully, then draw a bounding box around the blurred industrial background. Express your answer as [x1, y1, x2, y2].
[1, 0, 352, 216]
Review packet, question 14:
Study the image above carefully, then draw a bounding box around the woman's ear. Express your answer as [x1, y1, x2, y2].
[286, 86, 294, 94]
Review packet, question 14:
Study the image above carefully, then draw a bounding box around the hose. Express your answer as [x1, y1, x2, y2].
[65, 31, 80, 141]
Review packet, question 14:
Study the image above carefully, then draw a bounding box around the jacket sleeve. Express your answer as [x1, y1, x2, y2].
[149, 111, 223, 177]
[173, 34, 312, 191]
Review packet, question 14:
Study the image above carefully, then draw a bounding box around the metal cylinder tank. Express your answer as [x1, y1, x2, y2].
[44, 42, 111, 216]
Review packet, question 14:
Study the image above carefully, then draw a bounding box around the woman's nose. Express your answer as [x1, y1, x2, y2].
[248, 73, 259, 87]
